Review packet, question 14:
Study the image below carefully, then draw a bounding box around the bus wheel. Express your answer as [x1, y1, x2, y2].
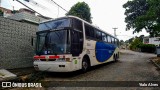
[82, 58, 90, 73]
[114, 54, 117, 62]
[117, 52, 120, 58]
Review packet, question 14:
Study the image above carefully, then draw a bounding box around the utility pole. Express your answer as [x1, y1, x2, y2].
[0, 0, 1, 7]
[112, 27, 118, 37]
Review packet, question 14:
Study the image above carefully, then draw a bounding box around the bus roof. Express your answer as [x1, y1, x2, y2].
[40, 15, 118, 39]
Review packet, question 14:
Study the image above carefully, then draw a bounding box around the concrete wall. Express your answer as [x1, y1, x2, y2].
[0, 16, 37, 69]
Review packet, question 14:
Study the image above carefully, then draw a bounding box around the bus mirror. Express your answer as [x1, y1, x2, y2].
[31, 37, 34, 46]
[31, 36, 36, 46]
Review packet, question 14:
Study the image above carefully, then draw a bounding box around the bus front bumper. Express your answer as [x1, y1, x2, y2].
[33, 61, 77, 72]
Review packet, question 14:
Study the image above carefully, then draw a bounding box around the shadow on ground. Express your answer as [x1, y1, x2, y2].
[44, 61, 117, 78]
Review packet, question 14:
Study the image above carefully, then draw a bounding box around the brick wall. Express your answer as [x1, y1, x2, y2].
[0, 17, 38, 69]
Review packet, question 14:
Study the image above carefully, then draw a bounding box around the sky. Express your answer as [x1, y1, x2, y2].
[0, 0, 149, 41]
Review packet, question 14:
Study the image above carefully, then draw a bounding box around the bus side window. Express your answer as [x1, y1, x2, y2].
[85, 24, 94, 39]
[72, 18, 83, 31]
[102, 33, 107, 42]
[71, 30, 83, 56]
[95, 30, 102, 40]
[115, 39, 117, 45]
[107, 36, 111, 43]
[105, 35, 108, 43]
[112, 37, 115, 44]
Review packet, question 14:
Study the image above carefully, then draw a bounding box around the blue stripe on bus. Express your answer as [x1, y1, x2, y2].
[95, 42, 116, 62]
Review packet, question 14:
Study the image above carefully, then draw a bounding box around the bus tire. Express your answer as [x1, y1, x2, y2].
[117, 52, 120, 58]
[81, 57, 90, 73]
[114, 54, 117, 62]
[116, 54, 118, 60]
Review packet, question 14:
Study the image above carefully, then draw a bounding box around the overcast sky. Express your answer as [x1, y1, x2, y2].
[1, 0, 149, 41]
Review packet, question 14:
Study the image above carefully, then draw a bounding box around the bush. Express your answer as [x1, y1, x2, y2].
[129, 38, 142, 50]
[0, 10, 3, 16]
[139, 44, 156, 53]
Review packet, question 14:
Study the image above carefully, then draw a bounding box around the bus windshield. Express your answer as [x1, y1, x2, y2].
[36, 30, 70, 55]
[38, 19, 70, 31]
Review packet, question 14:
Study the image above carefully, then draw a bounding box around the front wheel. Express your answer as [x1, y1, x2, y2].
[81, 58, 90, 73]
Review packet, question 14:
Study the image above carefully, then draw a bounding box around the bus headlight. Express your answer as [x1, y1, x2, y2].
[65, 58, 70, 62]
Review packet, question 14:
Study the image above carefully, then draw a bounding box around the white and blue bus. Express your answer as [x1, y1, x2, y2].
[33, 16, 120, 72]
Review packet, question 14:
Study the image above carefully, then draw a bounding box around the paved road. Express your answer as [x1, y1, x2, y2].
[11, 50, 160, 90]
[43, 50, 159, 90]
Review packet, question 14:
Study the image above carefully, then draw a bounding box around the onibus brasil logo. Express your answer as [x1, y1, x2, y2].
[2, 82, 42, 88]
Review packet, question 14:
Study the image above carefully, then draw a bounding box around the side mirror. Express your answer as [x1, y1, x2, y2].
[31, 37, 34, 46]
[31, 36, 36, 46]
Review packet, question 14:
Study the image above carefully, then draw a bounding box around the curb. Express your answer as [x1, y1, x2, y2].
[150, 59, 160, 69]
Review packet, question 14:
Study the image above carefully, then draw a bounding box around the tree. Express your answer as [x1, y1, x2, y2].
[130, 38, 142, 50]
[123, 0, 160, 37]
[123, 0, 149, 32]
[143, 0, 160, 37]
[125, 37, 134, 44]
[139, 35, 144, 42]
[0, 9, 3, 16]
[66, 2, 92, 23]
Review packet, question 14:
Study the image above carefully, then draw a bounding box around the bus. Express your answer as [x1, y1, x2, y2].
[33, 16, 120, 72]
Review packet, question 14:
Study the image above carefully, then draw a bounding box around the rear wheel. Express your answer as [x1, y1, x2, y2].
[117, 52, 120, 58]
[114, 54, 117, 62]
[82, 58, 90, 73]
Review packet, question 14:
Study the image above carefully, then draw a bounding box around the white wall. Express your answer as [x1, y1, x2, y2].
[149, 37, 160, 46]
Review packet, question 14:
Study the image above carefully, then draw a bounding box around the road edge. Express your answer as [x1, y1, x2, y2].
[150, 59, 160, 69]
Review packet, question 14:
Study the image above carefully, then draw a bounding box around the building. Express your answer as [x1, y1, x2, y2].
[19, 8, 35, 15]
[7, 11, 47, 24]
[0, 7, 13, 17]
[143, 37, 160, 46]
[0, 7, 50, 23]
[0, 7, 50, 69]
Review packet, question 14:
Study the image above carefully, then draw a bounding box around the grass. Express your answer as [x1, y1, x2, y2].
[20, 71, 46, 82]
[0, 73, 5, 76]
[150, 57, 160, 65]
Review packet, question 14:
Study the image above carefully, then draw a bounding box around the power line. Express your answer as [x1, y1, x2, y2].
[46, 0, 68, 12]
[28, 0, 48, 10]
[14, 0, 45, 17]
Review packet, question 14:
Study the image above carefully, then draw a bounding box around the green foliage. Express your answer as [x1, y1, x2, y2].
[120, 40, 124, 45]
[139, 44, 156, 53]
[127, 35, 156, 53]
[125, 37, 134, 44]
[123, 0, 149, 32]
[66, 2, 92, 23]
[123, 0, 160, 37]
[129, 38, 142, 50]
[0, 9, 3, 16]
